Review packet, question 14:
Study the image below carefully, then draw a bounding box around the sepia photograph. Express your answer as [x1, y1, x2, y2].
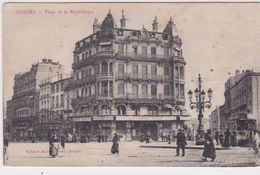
[2, 2, 260, 168]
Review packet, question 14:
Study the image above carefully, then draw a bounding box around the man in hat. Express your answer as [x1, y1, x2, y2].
[176, 129, 187, 156]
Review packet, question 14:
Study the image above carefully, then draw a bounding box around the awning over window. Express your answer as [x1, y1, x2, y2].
[163, 104, 173, 109]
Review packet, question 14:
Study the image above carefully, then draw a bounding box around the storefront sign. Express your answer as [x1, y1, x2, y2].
[73, 117, 92, 122]
[116, 116, 177, 121]
[93, 116, 114, 121]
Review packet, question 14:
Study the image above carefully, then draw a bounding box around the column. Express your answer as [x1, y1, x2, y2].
[108, 81, 110, 97]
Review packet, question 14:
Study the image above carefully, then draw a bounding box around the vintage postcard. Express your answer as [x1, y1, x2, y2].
[2, 2, 260, 168]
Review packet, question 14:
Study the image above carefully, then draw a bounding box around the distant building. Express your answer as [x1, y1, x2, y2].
[209, 105, 225, 137]
[37, 74, 70, 140]
[223, 69, 260, 131]
[66, 10, 190, 141]
[6, 59, 64, 141]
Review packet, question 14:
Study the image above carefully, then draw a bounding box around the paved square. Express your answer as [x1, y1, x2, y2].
[4, 141, 260, 167]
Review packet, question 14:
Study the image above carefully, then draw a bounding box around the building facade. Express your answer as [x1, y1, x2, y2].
[67, 11, 190, 141]
[6, 59, 64, 141]
[37, 74, 71, 140]
[223, 70, 260, 131]
[209, 105, 225, 137]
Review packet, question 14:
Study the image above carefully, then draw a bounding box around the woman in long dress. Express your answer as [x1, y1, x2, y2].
[202, 129, 216, 161]
[50, 134, 59, 158]
[111, 133, 119, 155]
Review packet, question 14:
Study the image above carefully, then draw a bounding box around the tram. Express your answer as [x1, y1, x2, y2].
[228, 116, 256, 146]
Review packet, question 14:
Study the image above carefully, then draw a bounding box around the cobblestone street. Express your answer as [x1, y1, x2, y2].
[5, 141, 260, 167]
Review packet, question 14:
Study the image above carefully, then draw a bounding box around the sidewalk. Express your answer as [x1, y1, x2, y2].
[140, 141, 239, 150]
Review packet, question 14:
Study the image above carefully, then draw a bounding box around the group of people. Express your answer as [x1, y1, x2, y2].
[175, 128, 216, 161]
[214, 129, 238, 147]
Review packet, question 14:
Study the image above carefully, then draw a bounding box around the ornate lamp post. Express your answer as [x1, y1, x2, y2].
[188, 74, 213, 145]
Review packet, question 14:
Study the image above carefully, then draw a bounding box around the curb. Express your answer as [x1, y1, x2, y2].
[140, 145, 232, 150]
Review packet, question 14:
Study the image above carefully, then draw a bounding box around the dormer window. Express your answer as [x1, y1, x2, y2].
[118, 30, 123, 36]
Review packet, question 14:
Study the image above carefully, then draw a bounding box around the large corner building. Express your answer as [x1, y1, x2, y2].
[65, 11, 190, 140]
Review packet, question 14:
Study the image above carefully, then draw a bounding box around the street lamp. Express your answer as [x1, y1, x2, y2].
[188, 74, 213, 145]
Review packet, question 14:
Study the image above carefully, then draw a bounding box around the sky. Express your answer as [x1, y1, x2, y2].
[3, 3, 260, 119]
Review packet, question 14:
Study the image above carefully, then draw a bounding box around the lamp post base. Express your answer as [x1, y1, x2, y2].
[195, 129, 205, 145]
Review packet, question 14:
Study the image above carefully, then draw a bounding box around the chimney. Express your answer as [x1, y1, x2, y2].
[120, 10, 126, 29]
[42, 58, 47, 63]
[235, 69, 240, 75]
[93, 18, 100, 33]
[152, 16, 158, 32]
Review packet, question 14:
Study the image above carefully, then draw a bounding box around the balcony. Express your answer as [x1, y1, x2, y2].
[116, 73, 165, 82]
[96, 72, 113, 81]
[72, 51, 114, 70]
[116, 53, 170, 62]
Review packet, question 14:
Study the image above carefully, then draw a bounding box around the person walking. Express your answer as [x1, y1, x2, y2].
[49, 133, 55, 156]
[111, 133, 119, 155]
[219, 132, 224, 146]
[176, 129, 187, 156]
[50, 134, 59, 158]
[60, 134, 66, 149]
[168, 133, 171, 144]
[215, 129, 219, 145]
[223, 128, 231, 147]
[202, 129, 216, 161]
[252, 130, 259, 154]
[230, 131, 237, 147]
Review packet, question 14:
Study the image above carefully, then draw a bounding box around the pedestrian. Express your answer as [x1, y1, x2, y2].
[61, 134, 66, 149]
[168, 133, 171, 144]
[97, 134, 101, 143]
[202, 129, 216, 161]
[219, 132, 224, 146]
[230, 131, 237, 147]
[87, 133, 90, 143]
[252, 130, 259, 154]
[223, 128, 231, 147]
[49, 133, 55, 156]
[176, 129, 187, 156]
[105, 135, 108, 143]
[50, 134, 59, 158]
[3, 132, 9, 163]
[111, 133, 119, 155]
[215, 129, 219, 145]
[72, 132, 77, 143]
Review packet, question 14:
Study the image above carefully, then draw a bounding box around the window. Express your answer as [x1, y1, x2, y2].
[164, 47, 169, 56]
[132, 84, 138, 96]
[118, 44, 124, 54]
[164, 85, 170, 96]
[77, 55, 80, 62]
[142, 46, 147, 55]
[56, 83, 59, 92]
[51, 85, 55, 93]
[101, 62, 108, 73]
[132, 64, 138, 78]
[142, 65, 148, 77]
[180, 66, 184, 78]
[81, 70, 84, 79]
[52, 96, 55, 108]
[96, 46, 99, 53]
[164, 66, 170, 76]
[151, 84, 157, 97]
[175, 83, 179, 98]
[82, 53, 85, 59]
[89, 86, 92, 96]
[133, 45, 138, 55]
[151, 47, 156, 56]
[118, 64, 124, 74]
[175, 66, 179, 78]
[101, 82, 108, 96]
[142, 84, 148, 96]
[56, 95, 59, 108]
[118, 83, 125, 95]
[61, 94, 64, 107]
[151, 65, 157, 75]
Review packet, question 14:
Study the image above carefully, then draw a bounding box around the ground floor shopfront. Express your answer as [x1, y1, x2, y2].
[72, 115, 190, 142]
